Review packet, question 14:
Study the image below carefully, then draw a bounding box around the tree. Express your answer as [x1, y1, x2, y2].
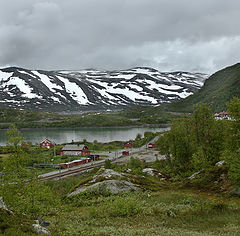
[190, 104, 222, 167]
[0, 125, 58, 216]
[222, 97, 240, 185]
[135, 133, 142, 141]
[156, 117, 193, 171]
[156, 104, 224, 173]
[104, 159, 112, 169]
[3, 124, 28, 182]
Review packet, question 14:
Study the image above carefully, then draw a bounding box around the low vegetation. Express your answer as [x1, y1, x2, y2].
[0, 98, 239, 235]
[0, 105, 177, 129]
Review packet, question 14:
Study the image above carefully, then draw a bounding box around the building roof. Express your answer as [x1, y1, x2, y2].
[41, 138, 54, 143]
[62, 144, 88, 151]
[214, 112, 229, 117]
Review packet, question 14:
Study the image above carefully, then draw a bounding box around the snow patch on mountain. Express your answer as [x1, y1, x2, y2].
[4, 77, 42, 99]
[56, 76, 89, 105]
[33, 71, 62, 92]
[0, 71, 13, 81]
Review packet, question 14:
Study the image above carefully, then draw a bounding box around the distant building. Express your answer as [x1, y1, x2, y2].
[124, 142, 133, 148]
[40, 139, 54, 149]
[60, 144, 90, 156]
[147, 143, 155, 148]
[214, 112, 230, 120]
[122, 151, 129, 156]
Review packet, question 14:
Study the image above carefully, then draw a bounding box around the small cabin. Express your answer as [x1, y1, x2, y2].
[40, 139, 54, 149]
[60, 144, 90, 156]
[122, 151, 129, 156]
[147, 143, 155, 148]
[124, 142, 133, 148]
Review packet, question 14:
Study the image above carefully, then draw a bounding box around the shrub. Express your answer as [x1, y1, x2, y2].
[104, 198, 142, 217]
[104, 159, 112, 169]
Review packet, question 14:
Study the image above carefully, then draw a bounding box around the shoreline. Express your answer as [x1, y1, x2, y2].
[0, 123, 170, 131]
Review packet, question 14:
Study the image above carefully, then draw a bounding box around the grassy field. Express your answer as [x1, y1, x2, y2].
[1, 166, 240, 235]
[46, 177, 240, 236]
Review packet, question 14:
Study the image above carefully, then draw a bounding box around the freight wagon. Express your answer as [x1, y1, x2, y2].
[56, 158, 91, 169]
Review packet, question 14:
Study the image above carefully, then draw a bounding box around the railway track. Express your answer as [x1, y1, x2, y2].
[39, 135, 162, 181]
[39, 160, 105, 181]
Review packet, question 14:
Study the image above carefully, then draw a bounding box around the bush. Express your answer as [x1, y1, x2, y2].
[104, 159, 112, 169]
[129, 157, 142, 169]
[105, 198, 142, 217]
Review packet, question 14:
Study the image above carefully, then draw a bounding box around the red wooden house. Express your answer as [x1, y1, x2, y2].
[124, 142, 133, 148]
[147, 143, 155, 148]
[60, 144, 90, 156]
[40, 139, 54, 149]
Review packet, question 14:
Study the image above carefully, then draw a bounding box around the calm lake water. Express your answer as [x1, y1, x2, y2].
[0, 126, 169, 145]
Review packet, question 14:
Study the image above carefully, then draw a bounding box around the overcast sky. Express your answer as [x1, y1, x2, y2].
[0, 0, 240, 74]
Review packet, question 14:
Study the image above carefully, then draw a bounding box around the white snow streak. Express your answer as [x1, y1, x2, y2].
[109, 74, 135, 80]
[91, 80, 157, 104]
[56, 76, 89, 105]
[32, 71, 63, 92]
[19, 70, 37, 78]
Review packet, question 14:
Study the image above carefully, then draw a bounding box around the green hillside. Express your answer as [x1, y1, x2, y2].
[167, 63, 240, 112]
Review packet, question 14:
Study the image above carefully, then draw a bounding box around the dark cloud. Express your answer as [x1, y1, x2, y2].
[0, 0, 240, 73]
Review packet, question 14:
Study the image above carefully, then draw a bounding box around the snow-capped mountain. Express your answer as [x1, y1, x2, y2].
[0, 66, 208, 112]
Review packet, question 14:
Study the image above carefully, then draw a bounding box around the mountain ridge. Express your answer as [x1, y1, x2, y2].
[167, 63, 240, 112]
[0, 66, 207, 112]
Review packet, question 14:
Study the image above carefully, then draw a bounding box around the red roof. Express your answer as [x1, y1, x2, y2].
[40, 139, 54, 147]
[124, 142, 133, 148]
[214, 112, 228, 117]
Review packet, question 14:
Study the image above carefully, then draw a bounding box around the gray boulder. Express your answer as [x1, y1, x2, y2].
[215, 160, 225, 166]
[68, 179, 140, 197]
[32, 220, 50, 234]
[68, 168, 141, 197]
[142, 168, 167, 180]
[90, 168, 124, 183]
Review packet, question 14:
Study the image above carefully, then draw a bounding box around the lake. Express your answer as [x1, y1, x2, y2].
[0, 126, 169, 145]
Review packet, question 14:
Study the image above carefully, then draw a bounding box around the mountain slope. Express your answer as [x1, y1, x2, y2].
[167, 63, 240, 112]
[0, 66, 207, 112]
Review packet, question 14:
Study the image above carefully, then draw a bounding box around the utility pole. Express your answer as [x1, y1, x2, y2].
[53, 142, 56, 157]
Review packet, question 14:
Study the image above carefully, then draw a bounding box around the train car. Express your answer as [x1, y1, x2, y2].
[56, 158, 92, 169]
[56, 163, 67, 169]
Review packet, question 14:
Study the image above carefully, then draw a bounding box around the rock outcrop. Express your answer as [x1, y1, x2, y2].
[32, 220, 50, 235]
[68, 179, 140, 197]
[0, 197, 13, 215]
[68, 168, 141, 197]
[142, 168, 168, 180]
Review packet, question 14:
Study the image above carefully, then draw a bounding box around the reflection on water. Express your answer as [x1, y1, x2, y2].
[0, 126, 169, 145]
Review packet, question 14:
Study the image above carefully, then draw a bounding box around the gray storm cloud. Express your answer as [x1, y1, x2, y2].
[0, 0, 240, 73]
